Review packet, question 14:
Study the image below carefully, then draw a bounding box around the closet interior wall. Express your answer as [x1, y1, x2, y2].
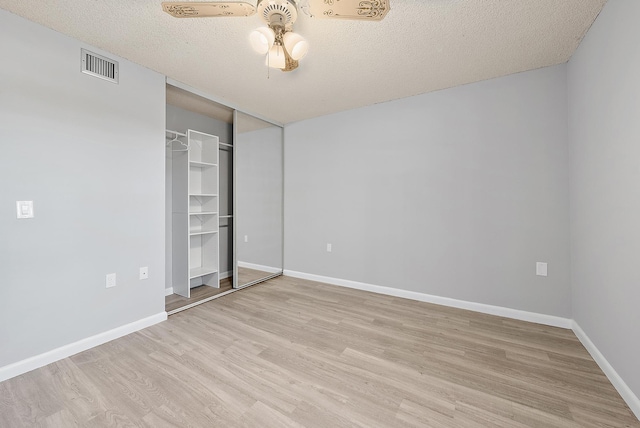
[166, 104, 233, 295]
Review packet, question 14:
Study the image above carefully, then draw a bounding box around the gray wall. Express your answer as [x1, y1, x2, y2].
[236, 125, 284, 270]
[166, 104, 233, 143]
[284, 64, 571, 318]
[568, 0, 640, 398]
[165, 105, 233, 287]
[0, 10, 166, 366]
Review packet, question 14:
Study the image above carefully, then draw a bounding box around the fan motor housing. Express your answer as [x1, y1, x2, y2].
[257, 0, 298, 26]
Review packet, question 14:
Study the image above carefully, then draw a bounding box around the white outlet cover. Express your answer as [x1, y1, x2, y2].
[536, 262, 548, 277]
[139, 267, 149, 280]
[327, 243, 332, 252]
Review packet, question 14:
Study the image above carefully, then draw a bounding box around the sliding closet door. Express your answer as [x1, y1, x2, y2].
[233, 111, 284, 289]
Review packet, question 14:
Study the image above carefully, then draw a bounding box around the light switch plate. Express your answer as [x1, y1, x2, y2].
[106, 273, 117, 288]
[327, 243, 332, 252]
[536, 262, 548, 277]
[16, 201, 34, 219]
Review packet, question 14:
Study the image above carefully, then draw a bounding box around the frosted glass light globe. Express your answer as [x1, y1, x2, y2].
[283, 31, 309, 60]
[266, 45, 286, 69]
[250, 27, 275, 55]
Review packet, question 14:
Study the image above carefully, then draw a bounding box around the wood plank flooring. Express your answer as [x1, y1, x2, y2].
[2, 275, 639, 427]
[237, 267, 278, 287]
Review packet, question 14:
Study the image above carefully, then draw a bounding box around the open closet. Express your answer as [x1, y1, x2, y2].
[164, 83, 283, 314]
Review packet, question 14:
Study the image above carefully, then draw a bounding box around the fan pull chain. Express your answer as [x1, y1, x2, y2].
[266, 52, 270, 79]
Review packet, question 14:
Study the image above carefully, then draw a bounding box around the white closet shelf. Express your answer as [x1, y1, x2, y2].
[189, 267, 218, 279]
[190, 161, 218, 168]
[172, 129, 220, 299]
[189, 230, 218, 236]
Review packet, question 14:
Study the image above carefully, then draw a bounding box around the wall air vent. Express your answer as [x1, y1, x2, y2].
[81, 49, 119, 83]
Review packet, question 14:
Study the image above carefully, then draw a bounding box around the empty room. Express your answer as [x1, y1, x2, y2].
[1, 0, 639, 426]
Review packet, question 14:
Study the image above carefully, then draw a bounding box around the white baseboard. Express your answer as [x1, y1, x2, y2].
[572, 321, 640, 420]
[239, 261, 282, 274]
[283, 270, 572, 329]
[165, 287, 173, 296]
[0, 312, 167, 383]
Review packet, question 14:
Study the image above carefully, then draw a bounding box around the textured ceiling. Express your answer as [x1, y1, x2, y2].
[0, 0, 606, 124]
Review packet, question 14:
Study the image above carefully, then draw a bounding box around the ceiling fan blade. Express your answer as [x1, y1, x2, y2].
[307, 0, 389, 21]
[161, 2, 256, 18]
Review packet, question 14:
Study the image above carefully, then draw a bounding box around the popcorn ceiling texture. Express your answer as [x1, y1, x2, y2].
[0, 0, 606, 124]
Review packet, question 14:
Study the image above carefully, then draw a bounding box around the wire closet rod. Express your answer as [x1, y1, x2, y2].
[166, 129, 186, 138]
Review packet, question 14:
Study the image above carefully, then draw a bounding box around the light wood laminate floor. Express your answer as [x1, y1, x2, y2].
[2, 276, 638, 427]
[237, 267, 277, 287]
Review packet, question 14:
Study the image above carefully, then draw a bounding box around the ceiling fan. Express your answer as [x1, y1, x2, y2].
[162, 0, 390, 72]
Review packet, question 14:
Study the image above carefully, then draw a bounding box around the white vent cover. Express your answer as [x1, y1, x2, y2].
[81, 49, 119, 83]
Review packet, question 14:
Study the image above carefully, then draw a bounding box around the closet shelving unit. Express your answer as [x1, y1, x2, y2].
[171, 130, 220, 297]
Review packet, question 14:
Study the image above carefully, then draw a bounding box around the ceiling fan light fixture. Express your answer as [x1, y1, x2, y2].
[250, 27, 275, 54]
[163, 0, 391, 73]
[283, 31, 309, 60]
[266, 44, 286, 69]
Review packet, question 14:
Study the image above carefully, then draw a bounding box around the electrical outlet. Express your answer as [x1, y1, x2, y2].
[327, 243, 332, 252]
[106, 273, 116, 288]
[536, 262, 548, 277]
[139, 267, 149, 280]
[244, 235, 248, 243]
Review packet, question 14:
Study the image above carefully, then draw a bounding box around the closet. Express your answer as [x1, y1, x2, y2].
[164, 82, 283, 315]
